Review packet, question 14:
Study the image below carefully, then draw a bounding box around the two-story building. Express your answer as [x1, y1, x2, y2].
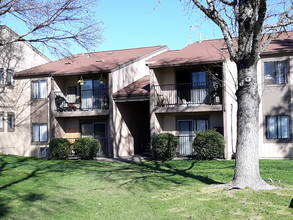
[0, 26, 50, 156]
[3, 29, 293, 159]
[148, 32, 293, 159]
[14, 46, 168, 157]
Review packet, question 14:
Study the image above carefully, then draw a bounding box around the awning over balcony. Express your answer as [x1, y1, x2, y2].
[113, 75, 150, 102]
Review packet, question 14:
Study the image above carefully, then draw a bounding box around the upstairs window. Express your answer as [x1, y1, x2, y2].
[6, 69, 13, 86]
[32, 80, 47, 99]
[266, 116, 290, 139]
[0, 68, 14, 86]
[0, 69, 4, 85]
[264, 60, 289, 84]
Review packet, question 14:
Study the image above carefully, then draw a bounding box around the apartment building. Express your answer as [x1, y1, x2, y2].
[2, 29, 292, 159]
[13, 46, 168, 157]
[0, 26, 50, 156]
[148, 32, 293, 159]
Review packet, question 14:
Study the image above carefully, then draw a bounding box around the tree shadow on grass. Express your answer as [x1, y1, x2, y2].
[0, 203, 9, 218]
[0, 156, 78, 218]
[111, 160, 224, 191]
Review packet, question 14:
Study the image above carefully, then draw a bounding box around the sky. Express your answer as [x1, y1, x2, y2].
[4, 0, 224, 60]
[93, 0, 223, 53]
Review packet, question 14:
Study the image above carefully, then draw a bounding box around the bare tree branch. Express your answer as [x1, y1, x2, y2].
[0, 0, 103, 57]
[191, 0, 237, 61]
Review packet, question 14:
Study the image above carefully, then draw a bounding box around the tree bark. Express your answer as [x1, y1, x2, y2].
[228, 63, 276, 190]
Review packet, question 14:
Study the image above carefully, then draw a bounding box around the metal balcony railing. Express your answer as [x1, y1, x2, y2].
[154, 83, 221, 107]
[176, 135, 195, 157]
[55, 88, 109, 111]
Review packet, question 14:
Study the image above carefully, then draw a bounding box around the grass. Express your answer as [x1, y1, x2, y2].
[0, 155, 292, 220]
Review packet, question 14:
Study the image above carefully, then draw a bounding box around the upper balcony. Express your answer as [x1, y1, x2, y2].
[54, 88, 109, 117]
[154, 82, 222, 113]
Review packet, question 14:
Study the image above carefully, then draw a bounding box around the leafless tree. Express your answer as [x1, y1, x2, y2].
[186, 0, 293, 189]
[0, 0, 103, 57]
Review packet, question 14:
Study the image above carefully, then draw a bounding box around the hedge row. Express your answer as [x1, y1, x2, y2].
[151, 130, 225, 161]
[48, 137, 101, 160]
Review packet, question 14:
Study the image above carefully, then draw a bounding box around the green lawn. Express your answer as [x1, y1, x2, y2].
[0, 155, 292, 220]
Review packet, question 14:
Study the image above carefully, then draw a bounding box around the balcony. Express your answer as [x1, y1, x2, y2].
[54, 88, 109, 117]
[55, 88, 109, 111]
[154, 83, 222, 113]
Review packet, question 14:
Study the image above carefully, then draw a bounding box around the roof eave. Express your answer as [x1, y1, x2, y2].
[148, 59, 225, 69]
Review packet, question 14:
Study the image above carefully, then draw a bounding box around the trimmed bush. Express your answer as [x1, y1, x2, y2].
[151, 133, 178, 161]
[49, 138, 71, 160]
[73, 137, 101, 160]
[193, 130, 225, 160]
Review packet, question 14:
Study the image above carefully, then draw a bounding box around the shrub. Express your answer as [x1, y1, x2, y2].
[73, 137, 101, 160]
[193, 130, 225, 160]
[151, 133, 178, 161]
[49, 138, 71, 160]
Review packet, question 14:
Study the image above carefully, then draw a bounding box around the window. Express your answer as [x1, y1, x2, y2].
[7, 113, 15, 132]
[32, 80, 47, 99]
[0, 69, 14, 86]
[0, 113, 4, 132]
[6, 69, 13, 86]
[32, 124, 48, 142]
[264, 60, 289, 84]
[266, 116, 290, 139]
[0, 69, 4, 85]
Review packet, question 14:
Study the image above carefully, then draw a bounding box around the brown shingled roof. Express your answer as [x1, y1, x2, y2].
[113, 75, 150, 100]
[148, 32, 293, 68]
[15, 46, 168, 78]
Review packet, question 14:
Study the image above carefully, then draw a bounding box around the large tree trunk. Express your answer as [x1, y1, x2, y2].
[229, 63, 275, 190]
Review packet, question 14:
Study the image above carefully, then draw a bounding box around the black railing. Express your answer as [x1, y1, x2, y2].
[55, 88, 109, 111]
[176, 135, 195, 157]
[154, 83, 221, 107]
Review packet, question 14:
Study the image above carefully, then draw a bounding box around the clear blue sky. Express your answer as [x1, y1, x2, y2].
[95, 0, 222, 52]
[4, 0, 223, 59]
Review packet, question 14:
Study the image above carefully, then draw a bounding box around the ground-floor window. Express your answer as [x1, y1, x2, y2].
[266, 116, 290, 139]
[0, 112, 3, 132]
[7, 112, 15, 132]
[177, 119, 208, 156]
[32, 123, 48, 142]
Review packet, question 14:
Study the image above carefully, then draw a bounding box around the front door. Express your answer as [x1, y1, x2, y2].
[93, 123, 108, 156]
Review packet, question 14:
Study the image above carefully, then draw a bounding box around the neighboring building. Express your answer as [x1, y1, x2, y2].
[14, 46, 168, 157]
[148, 32, 293, 159]
[2, 29, 292, 159]
[0, 26, 50, 156]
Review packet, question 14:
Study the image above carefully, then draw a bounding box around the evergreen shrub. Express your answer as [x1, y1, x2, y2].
[151, 133, 178, 161]
[193, 130, 225, 160]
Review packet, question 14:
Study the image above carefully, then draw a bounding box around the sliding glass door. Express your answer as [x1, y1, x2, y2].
[81, 80, 106, 110]
[177, 119, 208, 156]
[191, 72, 207, 104]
